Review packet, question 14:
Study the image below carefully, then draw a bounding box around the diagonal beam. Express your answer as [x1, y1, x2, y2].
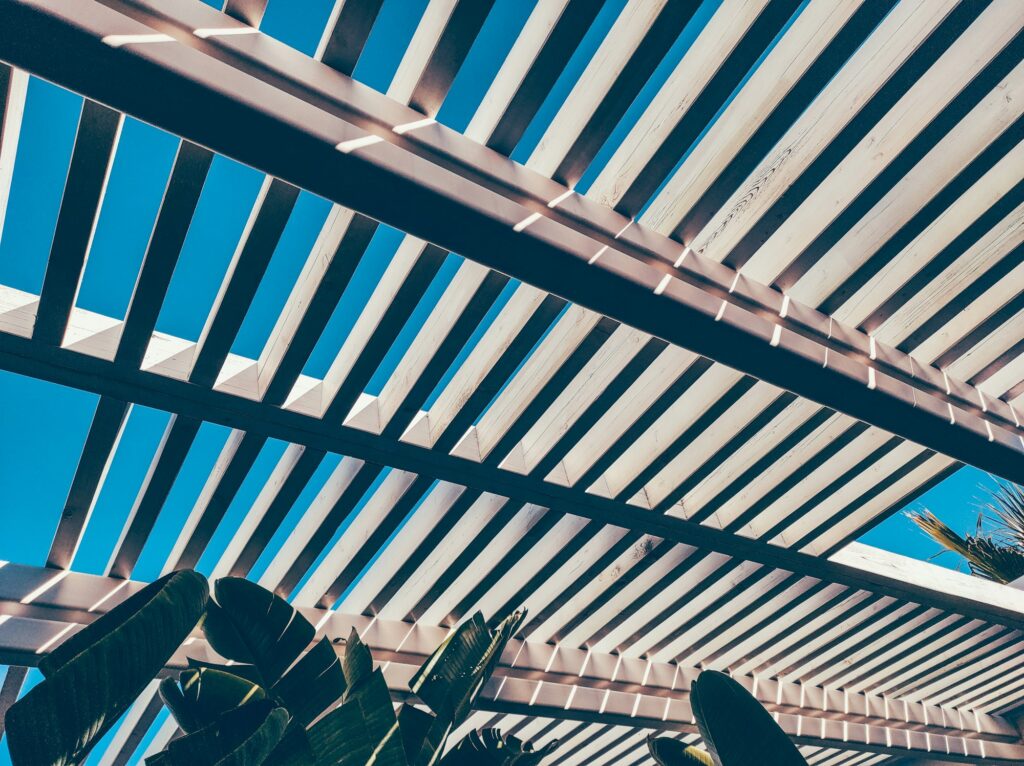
[46, 395, 130, 569]
[221, 0, 266, 28]
[2, 311, 1024, 634]
[107, 413, 202, 578]
[393, 0, 497, 117]
[0, 0, 1020, 483]
[33, 98, 121, 346]
[0, 665, 28, 740]
[115, 139, 212, 367]
[1, 562, 1022, 764]
[189, 176, 298, 388]
[0, 64, 27, 241]
[163, 429, 266, 573]
[317, 0, 385, 76]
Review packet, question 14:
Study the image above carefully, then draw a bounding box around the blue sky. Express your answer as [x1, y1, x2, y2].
[0, 0, 1009, 762]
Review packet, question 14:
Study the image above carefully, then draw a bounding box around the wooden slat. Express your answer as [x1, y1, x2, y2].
[531, 0, 701, 185]
[322, 480, 465, 613]
[0, 65, 27, 242]
[642, 0, 881, 235]
[33, 99, 122, 346]
[684, 0, 961, 262]
[161, 429, 266, 573]
[212, 443, 325, 579]
[291, 468, 420, 606]
[256, 454, 365, 591]
[317, 0, 386, 76]
[0, 665, 28, 740]
[222, 0, 268, 27]
[387, 0, 495, 114]
[257, 209, 375, 406]
[107, 414, 202, 578]
[587, 0, 791, 215]
[471, 0, 603, 154]
[189, 177, 298, 387]
[116, 140, 213, 367]
[741, 11, 1024, 286]
[46, 395, 130, 569]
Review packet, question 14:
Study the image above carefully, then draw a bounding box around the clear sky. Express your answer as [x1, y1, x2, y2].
[0, 0, 1008, 762]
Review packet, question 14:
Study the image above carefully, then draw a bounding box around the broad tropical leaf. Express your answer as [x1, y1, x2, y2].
[181, 641, 344, 733]
[440, 728, 558, 765]
[328, 629, 404, 766]
[189, 580, 347, 766]
[147, 698, 288, 766]
[306, 701, 376, 765]
[254, 626, 403, 766]
[261, 631, 403, 766]
[188, 657, 265, 686]
[5, 570, 208, 766]
[339, 630, 396, 742]
[690, 671, 806, 766]
[261, 701, 387, 766]
[410, 612, 525, 723]
[404, 611, 526, 765]
[161, 578, 524, 766]
[202, 578, 315, 686]
[272, 637, 345, 727]
[160, 667, 267, 734]
[648, 736, 714, 766]
[281, 614, 529, 766]
[396, 704, 439, 764]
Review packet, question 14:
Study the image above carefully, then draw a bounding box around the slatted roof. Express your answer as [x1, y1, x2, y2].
[0, 0, 1023, 763]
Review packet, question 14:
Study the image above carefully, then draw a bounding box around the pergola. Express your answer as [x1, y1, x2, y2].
[0, 0, 1022, 763]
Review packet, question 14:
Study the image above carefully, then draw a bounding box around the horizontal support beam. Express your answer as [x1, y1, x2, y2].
[3, 313, 1024, 637]
[0, 0, 1021, 485]
[1, 562, 1020, 763]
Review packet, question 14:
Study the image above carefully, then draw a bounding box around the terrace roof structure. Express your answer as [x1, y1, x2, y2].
[0, 0, 1022, 763]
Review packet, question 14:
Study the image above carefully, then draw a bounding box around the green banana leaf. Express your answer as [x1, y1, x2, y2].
[181, 639, 342, 732]
[202, 578, 316, 686]
[5, 570, 209, 766]
[439, 728, 558, 765]
[410, 612, 525, 723]
[160, 667, 268, 733]
[647, 735, 714, 766]
[163, 577, 403, 766]
[188, 657, 265, 686]
[403, 611, 527, 765]
[260, 628, 404, 766]
[272, 636, 346, 728]
[146, 698, 288, 766]
[292, 612, 528, 766]
[264, 696, 391, 766]
[690, 671, 807, 766]
[157, 577, 524, 766]
[338, 630, 396, 742]
[167, 578, 348, 766]
[333, 628, 404, 765]
[394, 704, 438, 764]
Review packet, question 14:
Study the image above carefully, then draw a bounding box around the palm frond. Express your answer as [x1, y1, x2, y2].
[982, 482, 1024, 550]
[908, 508, 1024, 584]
